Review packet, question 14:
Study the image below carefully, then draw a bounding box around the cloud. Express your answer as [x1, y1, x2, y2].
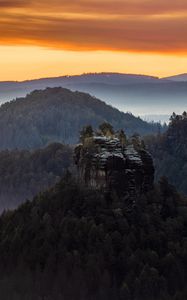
[1, 0, 187, 53]
[23, 0, 187, 15]
[0, 0, 28, 8]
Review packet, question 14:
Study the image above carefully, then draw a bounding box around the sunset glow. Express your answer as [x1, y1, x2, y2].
[1, 0, 187, 80]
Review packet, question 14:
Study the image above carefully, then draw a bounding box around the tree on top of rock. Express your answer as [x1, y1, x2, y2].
[182, 111, 187, 119]
[131, 133, 142, 149]
[99, 122, 114, 137]
[80, 125, 94, 145]
[118, 130, 127, 147]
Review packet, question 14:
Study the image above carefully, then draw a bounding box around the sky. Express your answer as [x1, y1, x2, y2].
[1, 0, 187, 81]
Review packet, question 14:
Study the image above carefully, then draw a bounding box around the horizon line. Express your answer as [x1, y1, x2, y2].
[0, 71, 186, 83]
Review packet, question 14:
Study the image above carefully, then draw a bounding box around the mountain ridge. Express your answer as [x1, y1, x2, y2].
[162, 73, 187, 81]
[0, 72, 160, 85]
[0, 72, 186, 116]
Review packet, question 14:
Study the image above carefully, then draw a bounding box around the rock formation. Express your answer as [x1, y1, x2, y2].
[74, 130, 154, 201]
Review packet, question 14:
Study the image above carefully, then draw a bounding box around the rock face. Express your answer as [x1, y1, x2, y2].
[74, 136, 154, 200]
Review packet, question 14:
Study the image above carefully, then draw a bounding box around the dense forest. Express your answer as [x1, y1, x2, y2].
[0, 100, 185, 300]
[146, 112, 187, 195]
[0, 174, 186, 299]
[0, 143, 72, 211]
[0, 87, 161, 149]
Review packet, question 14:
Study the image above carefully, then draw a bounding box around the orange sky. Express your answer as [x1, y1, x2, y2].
[1, 0, 187, 80]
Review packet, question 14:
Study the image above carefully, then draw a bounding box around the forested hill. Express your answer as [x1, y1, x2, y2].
[0, 87, 159, 149]
[146, 112, 187, 194]
[0, 143, 72, 211]
[0, 174, 187, 299]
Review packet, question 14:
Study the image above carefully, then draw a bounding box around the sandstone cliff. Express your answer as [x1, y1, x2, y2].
[74, 132, 154, 201]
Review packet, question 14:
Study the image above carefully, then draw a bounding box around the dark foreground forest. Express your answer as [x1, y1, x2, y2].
[0, 143, 72, 211]
[0, 174, 187, 300]
[146, 112, 187, 195]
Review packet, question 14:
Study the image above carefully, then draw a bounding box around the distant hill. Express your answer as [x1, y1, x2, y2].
[0, 87, 159, 149]
[0, 72, 160, 101]
[0, 72, 187, 116]
[163, 73, 187, 82]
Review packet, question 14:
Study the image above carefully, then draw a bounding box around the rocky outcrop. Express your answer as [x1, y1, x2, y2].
[74, 136, 154, 201]
[75, 137, 122, 189]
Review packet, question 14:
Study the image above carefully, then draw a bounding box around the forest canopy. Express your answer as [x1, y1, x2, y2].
[146, 112, 187, 195]
[0, 143, 72, 211]
[0, 175, 186, 300]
